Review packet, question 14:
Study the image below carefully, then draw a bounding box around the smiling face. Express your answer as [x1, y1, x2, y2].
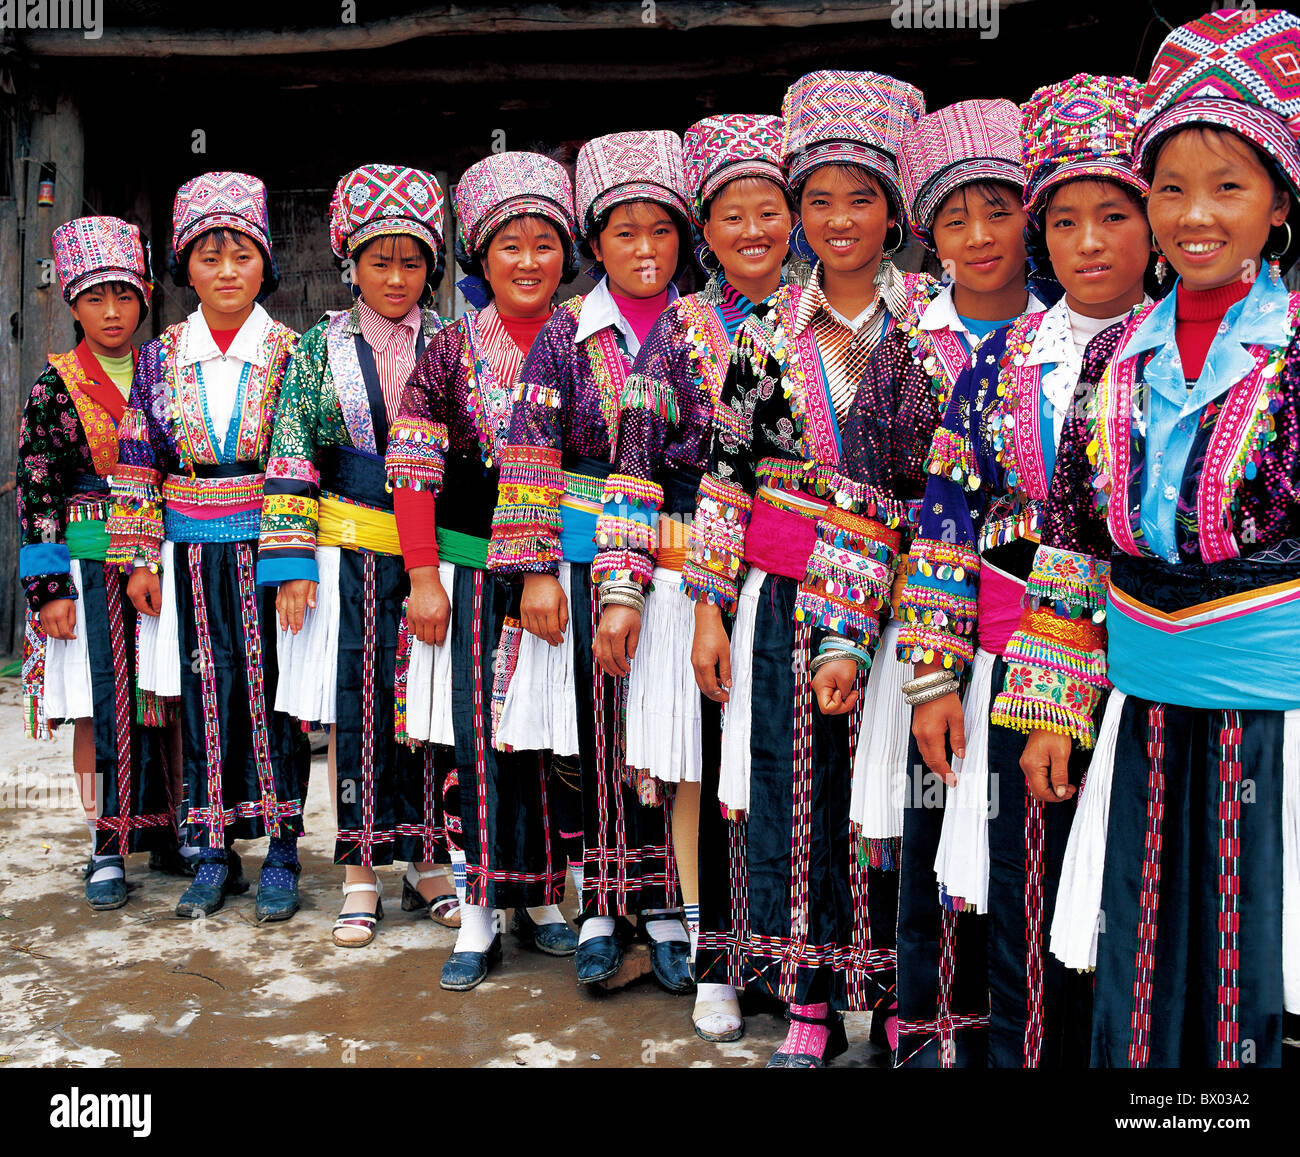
[353, 233, 428, 320]
[1043, 178, 1151, 317]
[186, 229, 265, 325]
[932, 181, 1028, 297]
[589, 200, 682, 299]
[798, 163, 894, 276]
[481, 214, 566, 319]
[701, 175, 793, 298]
[70, 281, 142, 358]
[1147, 127, 1291, 292]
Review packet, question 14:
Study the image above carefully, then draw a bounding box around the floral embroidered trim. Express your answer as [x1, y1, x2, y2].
[106, 462, 162, 571]
[991, 662, 1103, 748]
[385, 416, 450, 491]
[793, 505, 900, 645]
[1023, 545, 1110, 616]
[1002, 604, 1107, 685]
[266, 456, 321, 486]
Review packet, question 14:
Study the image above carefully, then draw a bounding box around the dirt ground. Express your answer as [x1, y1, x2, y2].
[0, 680, 887, 1069]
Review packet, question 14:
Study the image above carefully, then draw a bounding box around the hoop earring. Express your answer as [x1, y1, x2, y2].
[882, 221, 905, 260]
[1267, 220, 1292, 285]
[1152, 233, 1168, 286]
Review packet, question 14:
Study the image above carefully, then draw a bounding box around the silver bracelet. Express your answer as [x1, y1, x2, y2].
[810, 649, 862, 674]
[901, 669, 956, 696]
[905, 680, 958, 707]
[599, 579, 644, 599]
[599, 592, 645, 614]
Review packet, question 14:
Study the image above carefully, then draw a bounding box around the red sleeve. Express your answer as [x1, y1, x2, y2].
[394, 486, 440, 569]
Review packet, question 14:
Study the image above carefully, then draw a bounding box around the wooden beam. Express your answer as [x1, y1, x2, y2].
[17, 0, 1032, 58]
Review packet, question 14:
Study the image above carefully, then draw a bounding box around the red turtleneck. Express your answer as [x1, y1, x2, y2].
[1175, 278, 1252, 381]
[497, 311, 549, 353]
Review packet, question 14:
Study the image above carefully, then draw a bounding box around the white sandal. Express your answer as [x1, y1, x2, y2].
[332, 877, 384, 948]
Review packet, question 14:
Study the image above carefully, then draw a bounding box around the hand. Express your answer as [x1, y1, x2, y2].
[407, 566, 451, 647]
[127, 567, 162, 618]
[812, 657, 859, 716]
[1020, 729, 1076, 803]
[521, 573, 568, 646]
[276, 579, 318, 635]
[912, 690, 966, 788]
[691, 602, 731, 704]
[594, 603, 641, 678]
[39, 598, 77, 641]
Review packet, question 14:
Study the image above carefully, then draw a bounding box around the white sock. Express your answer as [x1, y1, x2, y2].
[579, 915, 615, 944]
[454, 903, 496, 954]
[643, 907, 689, 943]
[570, 862, 585, 898]
[85, 817, 97, 848]
[526, 904, 565, 927]
[88, 854, 124, 884]
[449, 849, 467, 904]
[684, 902, 700, 959]
[696, 981, 738, 1005]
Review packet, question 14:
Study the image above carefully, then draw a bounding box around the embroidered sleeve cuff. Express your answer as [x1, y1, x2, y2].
[256, 556, 319, 588]
[1024, 545, 1110, 616]
[106, 462, 163, 572]
[991, 662, 1102, 748]
[895, 539, 980, 671]
[807, 466, 919, 531]
[385, 417, 450, 492]
[681, 472, 751, 611]
[792, 506, 900, 648]
[25, 573, 75, 613]
[592, 472, 663, 585]
[487, 444, 564, 575]
[1001, 603, 1108, 685]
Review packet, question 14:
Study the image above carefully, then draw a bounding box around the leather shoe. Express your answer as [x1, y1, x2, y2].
[440, 935, 503, 991]
[648, 937, 694, 994]
[511, 907, 578, 956]
[149, 843, 198, 878]
[255, 859, 302, 923]
[175, 850, 249, 919]
[83, 857, 127, 911]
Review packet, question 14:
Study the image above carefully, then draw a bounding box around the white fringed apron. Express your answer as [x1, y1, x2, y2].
[274, 545, 341, 724]
[717, 567, 765, 813]
[1048, 690, 1126, 970]
[931, 647, 997, 912]
[850, 617, 913, 841]
[626, 566, 701, 783]
[40, 558, 95, 721]
[136, 540, 181, 698]
[399, 559, 457, 746]
[496, 560, 580, 756]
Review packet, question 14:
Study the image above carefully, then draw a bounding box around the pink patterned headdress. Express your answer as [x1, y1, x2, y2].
[171, 171, 273, 261]
[453, 151, 576, 257]
[574, 130, 691, 238]
[1136, 8, 1300, 199]
[329, 164, 446, 259]
[899, 99, 1025, 246]
[780, 70, 926, 215]
[1022, 74, 1148, 214]
[52, 215, 151, 305]
[683, 114, 786, 222]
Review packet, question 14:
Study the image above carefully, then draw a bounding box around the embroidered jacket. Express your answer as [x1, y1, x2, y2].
[18, 344, 135, 611]
[107, 305, 298, 570]
[991, 275, 1300, 746]
[895, 298, 1141, 672]
[258, 305, 446, 584]
[487, 293, 638, 576]
[591, 273, 761, 587]
[680, 276, 915, 640]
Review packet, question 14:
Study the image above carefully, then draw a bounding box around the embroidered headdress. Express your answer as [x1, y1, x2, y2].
[453, 151, 576, 257]
[52, 215, 151, 306]
[329, 164, 446, 259]
[574, 130, 691, 239]
[683, 114, 787, 222]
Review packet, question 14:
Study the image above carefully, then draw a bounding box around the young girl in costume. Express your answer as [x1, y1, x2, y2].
[260, 163, 455, 946]
[488, 130, 694, 992]
[685, 71, 925, 1067]
[803, 97, 1050, 1067]
[996, 8, 1300, 1067]
[894, 75, 1151, 1066]
[19, 216, 177, 908]
[591, 113, 793, 1041]
[109, 172, 306, 921]
[388, 150, 579, 986]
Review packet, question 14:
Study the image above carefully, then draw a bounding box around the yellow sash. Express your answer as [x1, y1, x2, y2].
[317, 494, 401, 555]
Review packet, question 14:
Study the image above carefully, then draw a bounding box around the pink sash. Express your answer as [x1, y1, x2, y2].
[977, 560, 1026, 657]
[745, 490, 830, 581]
